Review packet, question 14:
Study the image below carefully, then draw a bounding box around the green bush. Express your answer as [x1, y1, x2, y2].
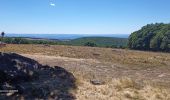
[84, 42, 97, 47]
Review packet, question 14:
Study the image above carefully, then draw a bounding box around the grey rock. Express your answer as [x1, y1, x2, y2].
[90, 79, 105, 85]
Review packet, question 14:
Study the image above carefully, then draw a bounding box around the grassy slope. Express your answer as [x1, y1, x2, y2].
[65, 37, 128, 47]
[1, 44, 170, 99]
[0, 44, 169, 68]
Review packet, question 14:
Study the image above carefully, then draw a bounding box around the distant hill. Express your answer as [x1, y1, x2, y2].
[65, 37, 128, 48]
[2, 36, 128, 48]
[128, 23, 170, 52]
[6, 34, 129, 40]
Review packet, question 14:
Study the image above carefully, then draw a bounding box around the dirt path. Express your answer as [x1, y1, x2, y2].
[22, 54, 170, 87]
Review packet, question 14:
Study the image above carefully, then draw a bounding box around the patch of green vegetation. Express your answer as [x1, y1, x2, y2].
[66, 37, 128, 48]
[84, 42, 97, 47]
[128, 23, 170, 52]
[2, 37, 64, 45]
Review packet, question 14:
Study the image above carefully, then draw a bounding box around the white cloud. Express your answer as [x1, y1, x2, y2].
[50, 2, 55, 6]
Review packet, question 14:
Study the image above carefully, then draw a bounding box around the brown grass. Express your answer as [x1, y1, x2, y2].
[75, 77, 170, 100]
[0, 44, 170, 68]
[1, 44, 170, 100]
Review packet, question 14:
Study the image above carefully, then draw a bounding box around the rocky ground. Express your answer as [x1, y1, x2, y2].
[0, 53, 76, 100]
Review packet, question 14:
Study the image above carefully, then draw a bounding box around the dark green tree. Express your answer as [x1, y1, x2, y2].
[128, 23, 170, 52]
[84, 42, 97, 47]
[1, 32, 5, 42]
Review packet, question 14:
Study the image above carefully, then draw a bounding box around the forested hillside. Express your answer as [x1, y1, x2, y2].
[128, 23, 170, 52]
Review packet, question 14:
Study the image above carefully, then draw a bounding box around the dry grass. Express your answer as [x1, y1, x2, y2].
[1, 44, 170, 99]
[75, 77, 170, 100]
[0, 44, 170, 68]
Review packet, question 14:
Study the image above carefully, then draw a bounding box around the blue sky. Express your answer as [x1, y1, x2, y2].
[0, 0, 170, 34]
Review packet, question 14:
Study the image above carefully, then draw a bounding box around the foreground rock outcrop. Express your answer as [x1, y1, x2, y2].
[0, 52, 76, 100]
[0, 52, 41, 84]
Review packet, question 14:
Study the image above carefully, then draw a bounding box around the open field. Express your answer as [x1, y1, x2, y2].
[1, 44, 170, 99]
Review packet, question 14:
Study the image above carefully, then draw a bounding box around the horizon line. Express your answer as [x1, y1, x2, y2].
[6, 33, 131, 35]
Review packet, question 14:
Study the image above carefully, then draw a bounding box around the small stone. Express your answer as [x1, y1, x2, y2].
[90, 80, 105, 85]
[158, 73, 165, 78]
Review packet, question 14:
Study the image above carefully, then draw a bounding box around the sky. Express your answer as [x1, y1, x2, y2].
[0, 0, 170, 34]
